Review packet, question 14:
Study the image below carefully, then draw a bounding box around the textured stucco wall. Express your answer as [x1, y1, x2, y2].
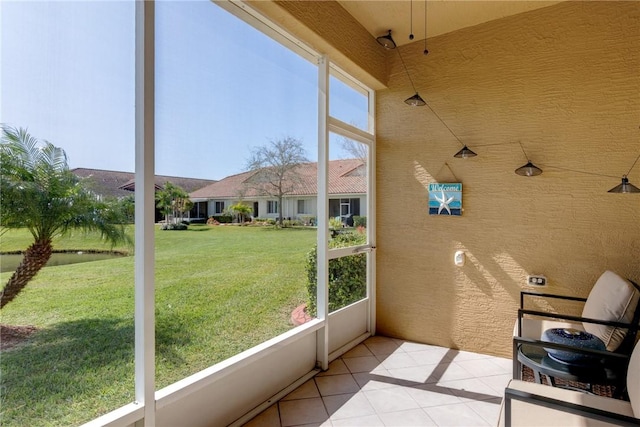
[376, 1, 640, 357]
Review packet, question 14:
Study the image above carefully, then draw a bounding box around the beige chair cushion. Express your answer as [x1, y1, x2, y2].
[582, 270, 640, 352]
[498, 379, 635, 426]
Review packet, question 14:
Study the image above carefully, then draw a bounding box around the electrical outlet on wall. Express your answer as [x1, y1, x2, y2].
[527, 275, 547, 286]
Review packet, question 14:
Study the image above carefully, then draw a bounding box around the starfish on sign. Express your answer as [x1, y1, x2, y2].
[435, 190, 454, 215]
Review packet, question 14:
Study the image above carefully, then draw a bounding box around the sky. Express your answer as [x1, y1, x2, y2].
[1, 0, 369, 180]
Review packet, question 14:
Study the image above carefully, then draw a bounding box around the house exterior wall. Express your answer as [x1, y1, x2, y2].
[206, 195, 367, 223]
[376, 1, 640, 358]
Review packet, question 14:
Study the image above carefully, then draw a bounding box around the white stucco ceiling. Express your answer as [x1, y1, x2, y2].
[337, 1, 564, 46]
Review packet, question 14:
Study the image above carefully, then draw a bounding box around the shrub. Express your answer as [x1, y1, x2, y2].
[160, 222, 188, 230]
[329, 217, 343, 229]
[353, 216, 366, 228]
[305, 231, 367, 316]
[210, 215, 232, 224]
[282, 219, 302, 228]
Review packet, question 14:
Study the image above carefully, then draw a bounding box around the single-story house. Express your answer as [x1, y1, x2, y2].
[189, 158, 367, 223]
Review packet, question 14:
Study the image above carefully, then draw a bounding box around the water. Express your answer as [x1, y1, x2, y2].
[0, 252, 126, 273]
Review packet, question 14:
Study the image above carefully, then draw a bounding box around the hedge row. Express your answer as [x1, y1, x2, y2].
[305, 231, 367, 316]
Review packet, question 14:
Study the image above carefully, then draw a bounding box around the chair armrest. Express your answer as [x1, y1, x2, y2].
[512, 336, 630, 363]
[516, 309, 637, 338]
[514, 309, 640, 346]
[504, 386, 638, 427]
[520, 291, 587, 310]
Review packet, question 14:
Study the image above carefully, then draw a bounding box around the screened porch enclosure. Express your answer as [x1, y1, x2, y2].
[4, 0, 638, 426]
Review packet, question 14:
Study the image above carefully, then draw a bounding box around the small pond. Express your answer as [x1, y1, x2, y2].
[1, 252, 127, 273]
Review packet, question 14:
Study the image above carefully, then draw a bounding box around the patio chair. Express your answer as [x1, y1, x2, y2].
[498, 338, 640, 426]
[514, 270, 640, 372]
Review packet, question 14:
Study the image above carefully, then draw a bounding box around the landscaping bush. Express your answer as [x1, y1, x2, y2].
[329, 217, 343, 229]
[282, 219, 302, 228]
[160, 222, 188, 230]
[305, 231, 367, 316]
[353, 216, 366, 228]
[210, 215, 232, 224]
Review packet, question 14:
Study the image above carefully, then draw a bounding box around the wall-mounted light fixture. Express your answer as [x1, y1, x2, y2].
[515, 161, 543, 177]
[453, 145, 478, 159]
[376, 29, 396, 49]
[608, 153, 640, 193]
[515, 143, 542, 176]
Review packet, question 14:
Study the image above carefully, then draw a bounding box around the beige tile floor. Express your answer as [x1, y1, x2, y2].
[243, 336, 512, 427]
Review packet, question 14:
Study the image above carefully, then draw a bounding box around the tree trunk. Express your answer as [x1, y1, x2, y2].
[1, 239, 52, 309]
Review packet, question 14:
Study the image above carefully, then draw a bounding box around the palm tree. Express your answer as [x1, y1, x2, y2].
[155, 182, 190, 225]
[0, 126, 131, 309]
[229, 202, 253, 224]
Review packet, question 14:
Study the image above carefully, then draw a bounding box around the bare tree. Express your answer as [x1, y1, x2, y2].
[245, 137, 309, 225]
[338, 121, 368, 165]
[340, 136, 368, 165]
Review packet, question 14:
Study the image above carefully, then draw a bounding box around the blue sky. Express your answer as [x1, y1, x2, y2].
[1, 0, 369, 180]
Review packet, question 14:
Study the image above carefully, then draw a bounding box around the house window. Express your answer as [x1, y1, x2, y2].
[297, 199, 305, 214]
[267, 200, 279, 214]
[340, 199, 350, 217]
[214, 201, 224, 214]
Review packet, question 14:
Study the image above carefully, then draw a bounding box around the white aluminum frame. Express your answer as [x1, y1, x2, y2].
[326, 66, 377, 336]
[134, 1, 155, 426]
[317, 55, 331, 371]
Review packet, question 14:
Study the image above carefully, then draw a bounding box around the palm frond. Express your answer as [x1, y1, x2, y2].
[39, 141, 69, 171]
[1, 125, 42, 170]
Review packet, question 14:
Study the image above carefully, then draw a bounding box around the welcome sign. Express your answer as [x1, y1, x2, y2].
[428, 183, 462, 216]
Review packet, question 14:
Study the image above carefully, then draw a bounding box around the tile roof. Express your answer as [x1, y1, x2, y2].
[71, 168, 217, 199]
[190, 159, 366, 199]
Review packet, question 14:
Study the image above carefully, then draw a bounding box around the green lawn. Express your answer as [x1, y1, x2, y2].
[0, 225, 316, 427]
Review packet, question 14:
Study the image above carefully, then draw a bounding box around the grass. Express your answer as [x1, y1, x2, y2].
[0, 225, 316, 427]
